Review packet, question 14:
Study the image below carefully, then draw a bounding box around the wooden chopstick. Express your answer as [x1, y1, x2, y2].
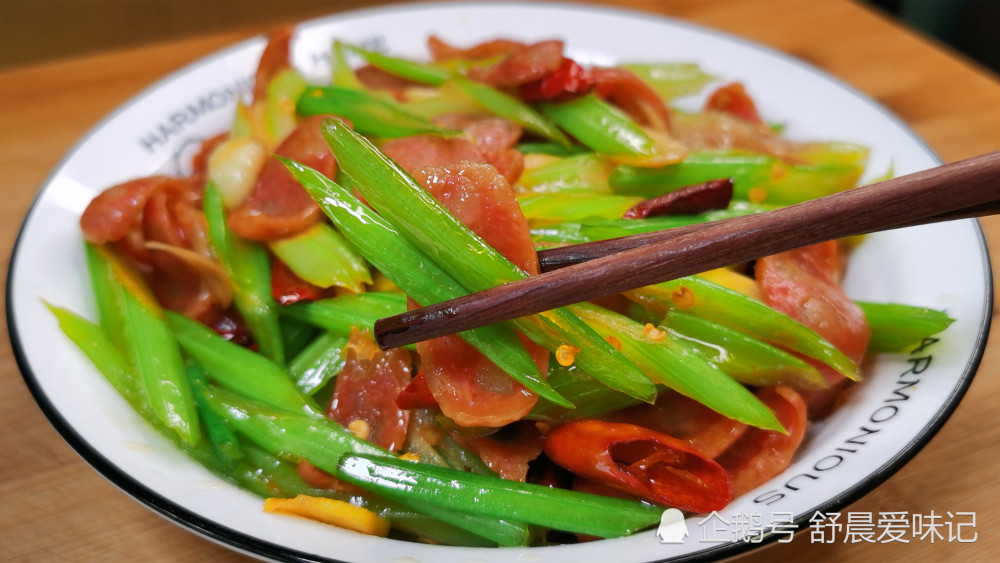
[537, 199, 1000, 272]
[374, 150, 1000, 349]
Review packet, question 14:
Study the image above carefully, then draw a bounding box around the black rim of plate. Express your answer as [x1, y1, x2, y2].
[6, 2, 993, 562]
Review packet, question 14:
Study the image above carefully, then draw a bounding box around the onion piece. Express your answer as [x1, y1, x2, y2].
[207, 137, 268, 210]
[145, 241, 233, 309]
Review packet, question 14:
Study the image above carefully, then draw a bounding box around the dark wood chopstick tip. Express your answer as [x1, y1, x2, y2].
[374, 317, 410, 350]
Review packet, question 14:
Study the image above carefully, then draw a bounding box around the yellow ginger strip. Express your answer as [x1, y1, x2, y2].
[696, 267, 762, 300]
[264, 495, 390, 537]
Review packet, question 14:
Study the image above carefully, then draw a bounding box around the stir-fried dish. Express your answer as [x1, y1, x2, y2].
[50, 29, 955, 545]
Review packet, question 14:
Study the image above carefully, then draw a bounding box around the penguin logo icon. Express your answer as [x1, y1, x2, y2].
[656, 508, 689, 544]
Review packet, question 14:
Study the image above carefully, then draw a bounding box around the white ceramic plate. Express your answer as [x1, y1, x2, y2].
[7, 2, 991, 562]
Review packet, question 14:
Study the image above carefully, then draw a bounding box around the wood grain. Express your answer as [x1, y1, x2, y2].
[2, 1, 1000, 561]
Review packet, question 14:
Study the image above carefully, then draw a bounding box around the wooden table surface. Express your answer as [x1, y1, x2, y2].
[2, 1, 998, 561]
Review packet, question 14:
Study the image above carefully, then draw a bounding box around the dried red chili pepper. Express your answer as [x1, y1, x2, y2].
[542, 419, 731, 512]
[622, 178, 734, 219]
[208, 308, 255, 348]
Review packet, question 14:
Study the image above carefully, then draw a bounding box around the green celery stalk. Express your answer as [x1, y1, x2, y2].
[663, 310, 828, 390]
[167, 311, 320, 416]
[187, 364, 244, 471]
[86, 245, 200, 446]
[857, 301, 955, 353]
[381, 502, 500, 547]
[791, 141, 870, 166]
[84, 242, 128, 352]
[230, 443, 325, 498]
[203, 182, 285, 364]
[609, 151, 777, 199]
[47, 299, 220, 458]
[296, 86, 457, 138]
[281, 156, 569, 407]
[528, 364, 644, 422]
[433, 433, 497, 475]
[283, 292, 407, 334]
[269, 222, 372, 291]
[403, 409, 451, 468]
[517, 142, 590, 157]
[319, 119, 656, 403]
[570, 303, 783, 430]
[238, 442, 506, 546]
[338, 454, 663, 538]
[203, 385, 529, 546]
[400, 91, 486, 119]
[618, 62, 714, 100]
[397, 499, 530, 547]
[330, 40, 365, 90]
[341, 41, 451, 86]
[280, 315, 319, 360]
[538, 94, 658, 159]
[518, 310, 657, 403]
[626, 276, 860, 380]
[47, 302, 147, 416]
[266, 68, 308, 145]
[446, 76, 570, 146]
[201, 383, 384, 461]
[518, 152, 614, 194]
[288, 331, 348, 395]
[763, 161, 863, 204]
[518, 193, 643, 221]
[121, 284, 201, 445]
[231, 100, 253, 139]
[530, 202, 770, 244]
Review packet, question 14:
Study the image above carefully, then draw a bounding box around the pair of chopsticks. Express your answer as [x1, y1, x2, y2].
[375, 150, 1000, 349]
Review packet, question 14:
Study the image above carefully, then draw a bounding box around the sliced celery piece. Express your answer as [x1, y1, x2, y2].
[339, 454, 662, 539]
[570, 303, 783, 430]
[518, 193, 642, 222]
[269, 222, 372, 291]
[530, 202, 770, 244]
[610, 151, 777, 199]
[288, 331, 348, 395]
[342, 41, 451, 86]
[330, 40, 365, 89]
[619, 62, 714, 100]
[266, 68, 307, 144]
[167, 311, 320, 416]
[857, 301, 955, 353]
[626, 276, 860, 380]
[297, 86, 456, 138]
[447, 76, 571, 146]
[538, 94, 657, 159]
[203, 183, 285, 364]
[517, 153, 614, 195]
[663, 310, 827, 390]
